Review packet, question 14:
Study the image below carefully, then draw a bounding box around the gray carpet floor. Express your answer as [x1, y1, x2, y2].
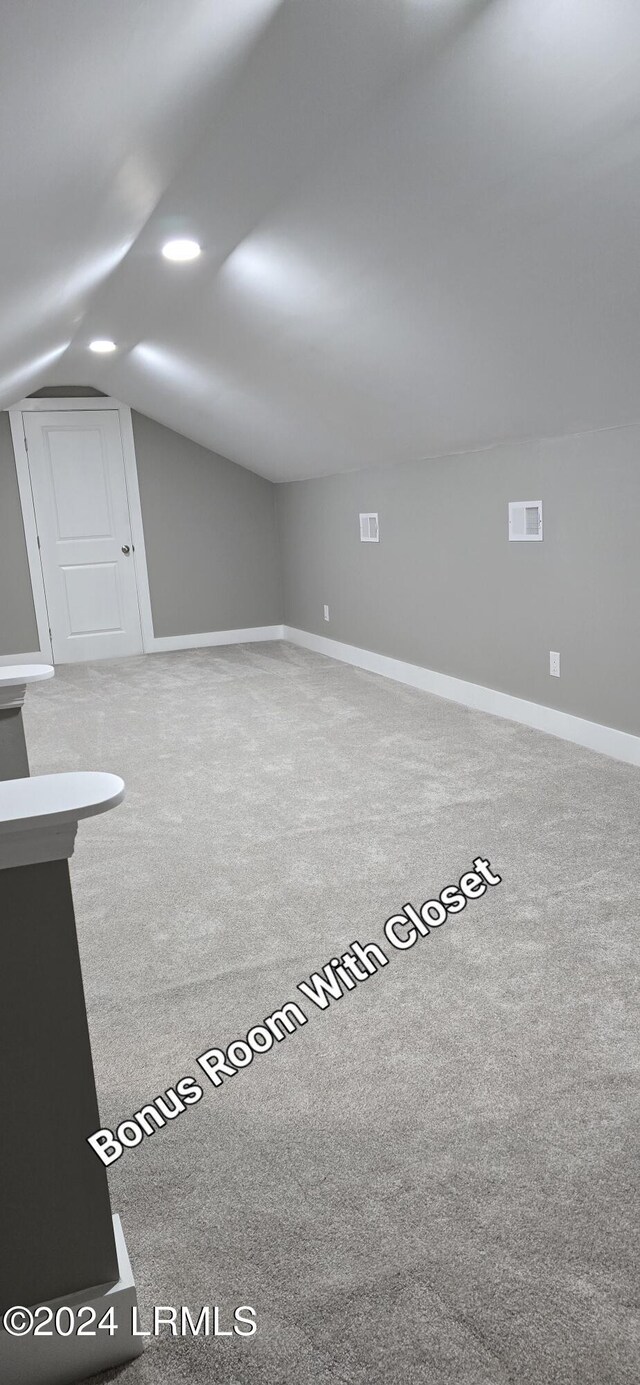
[24, 642, 640, 1385]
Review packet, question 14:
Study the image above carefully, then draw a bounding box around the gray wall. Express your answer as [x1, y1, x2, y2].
[0, 858, 119, 1310]
[277, 426, 640, 737]
[0, 411, 38, 655]
[0, 402, 281, 654]
[131, 412, 280, 637]
[4, 391, 639, 740]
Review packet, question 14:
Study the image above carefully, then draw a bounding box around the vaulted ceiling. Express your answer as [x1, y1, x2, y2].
[3, 0, 640, 480]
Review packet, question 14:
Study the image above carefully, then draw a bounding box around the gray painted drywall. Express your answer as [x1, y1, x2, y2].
[0, 709, 29, 779]
[131, 412, 281, 637]
[0, 411, 38, 655]
[0, 399, 281, 655]
[1, 857, 119, 1310]
[277, 426, 640, 738]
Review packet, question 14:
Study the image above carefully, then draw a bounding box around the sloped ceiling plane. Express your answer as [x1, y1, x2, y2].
[2, 0, 640, 480]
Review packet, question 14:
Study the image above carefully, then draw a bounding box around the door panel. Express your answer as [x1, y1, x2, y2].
[47, 428, 113, 539]
[61, 563, 123, 635]
[24, 410, 143, 663]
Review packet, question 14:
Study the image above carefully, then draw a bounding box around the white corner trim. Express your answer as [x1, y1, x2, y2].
[0, 664, 54, 684]
[117, 404, 155, 652]
[0, 771, 125, 869]
[148, 624, 285, 653]
[0, 684, 27, 711]
[8, 409, 54, 662]
[284, 627, 640, 769]
[0, 664, 54, 708]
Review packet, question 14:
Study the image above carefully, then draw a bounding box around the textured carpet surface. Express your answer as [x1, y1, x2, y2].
[24, 642, 640, 1385]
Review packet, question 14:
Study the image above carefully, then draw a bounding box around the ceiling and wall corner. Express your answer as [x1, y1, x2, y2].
[2, 1, 640, 482]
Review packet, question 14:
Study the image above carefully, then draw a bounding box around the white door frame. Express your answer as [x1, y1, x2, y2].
[7, 397, 155, 662]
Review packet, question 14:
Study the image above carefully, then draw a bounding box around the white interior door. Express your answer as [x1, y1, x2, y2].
[24, 410, 143, 663]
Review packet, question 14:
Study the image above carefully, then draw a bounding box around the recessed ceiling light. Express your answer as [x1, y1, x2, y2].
[162, 238, 201, 262]
[89, 339, 117, 353]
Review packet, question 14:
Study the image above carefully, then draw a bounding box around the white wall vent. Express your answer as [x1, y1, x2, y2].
[508, 500, 542, 541]
[360, 512, 379, 542]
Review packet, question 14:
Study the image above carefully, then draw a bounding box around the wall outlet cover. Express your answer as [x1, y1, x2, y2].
[550, 651, 560, 677]
[323, 605, 330, 622]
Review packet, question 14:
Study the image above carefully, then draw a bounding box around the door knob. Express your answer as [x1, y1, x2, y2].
[121, 544, 130, 555]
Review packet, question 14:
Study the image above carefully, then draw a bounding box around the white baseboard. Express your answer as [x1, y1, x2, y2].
[0, 630, 285, 664]
[147, 624, 285, 653]
[284, 626, 640, 769]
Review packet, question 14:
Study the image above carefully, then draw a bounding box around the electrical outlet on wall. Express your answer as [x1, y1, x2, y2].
[550, 651, 560, 677]
[323, 604, 330, 622]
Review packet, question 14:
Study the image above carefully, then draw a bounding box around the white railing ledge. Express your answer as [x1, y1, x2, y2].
[0, 771, 124, 869]
[0, 664, 55, 710]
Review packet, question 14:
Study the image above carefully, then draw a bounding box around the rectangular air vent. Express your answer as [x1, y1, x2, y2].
[360, 512, 379, 542]
[508, 500, 542, 541]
